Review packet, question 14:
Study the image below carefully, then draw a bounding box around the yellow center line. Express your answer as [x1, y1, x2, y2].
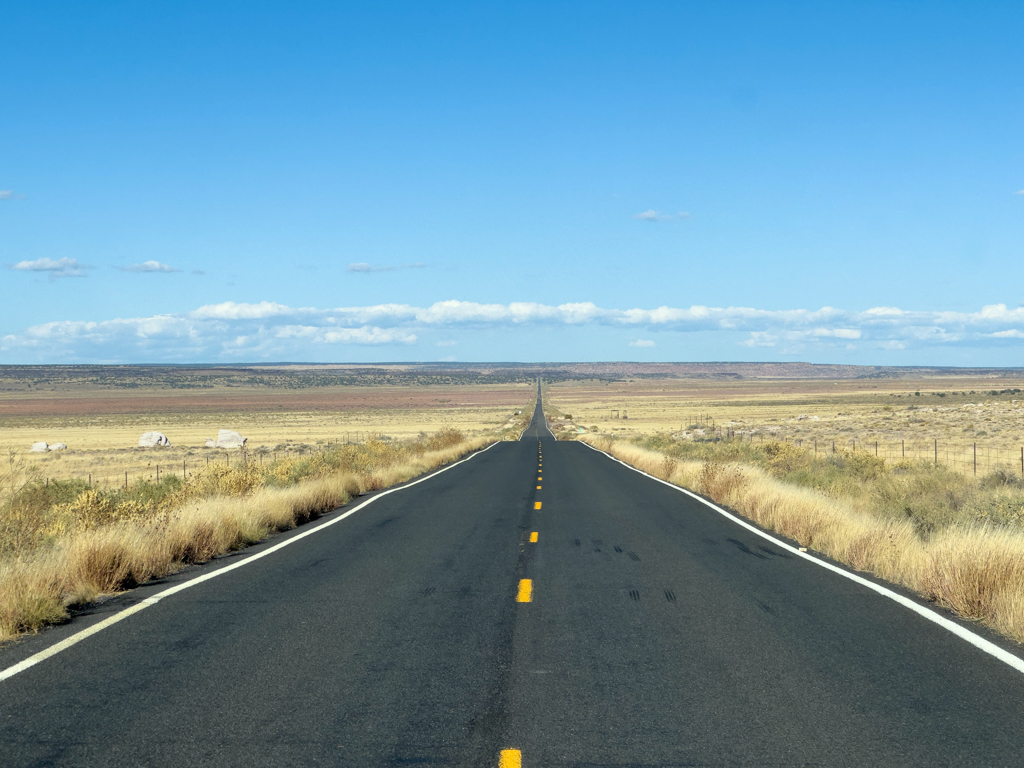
[534, 501, 542, 510]
[516, 579, 533, 603]
[530, 531, 538, 543]
[499, 749, 522, 768]
[536, 485, 541, 489]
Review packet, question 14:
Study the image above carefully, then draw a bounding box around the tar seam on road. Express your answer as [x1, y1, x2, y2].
[0, 440, 503, 685]
[581, 440, 1024, 677]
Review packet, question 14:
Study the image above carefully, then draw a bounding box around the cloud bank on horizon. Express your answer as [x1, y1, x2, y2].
[5, 299, 1024, 363]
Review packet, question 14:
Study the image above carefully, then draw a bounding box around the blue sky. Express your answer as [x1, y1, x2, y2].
[2, 1, 1023, 365]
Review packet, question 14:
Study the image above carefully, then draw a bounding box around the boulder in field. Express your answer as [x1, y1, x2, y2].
[30, 442, 48, 453]
[216, 430, 247, 449]
[205, 438, 216, 448]
[49, 443, 67, 451]
[138, 431, 171, 448]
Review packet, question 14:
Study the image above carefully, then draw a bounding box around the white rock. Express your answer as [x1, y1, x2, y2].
[30, 442, 48, 453]
[205, 438, 216, 448]
[138, 431, 171, 448]
[216, 429, 247, 449]
[49, 443, 67, 451]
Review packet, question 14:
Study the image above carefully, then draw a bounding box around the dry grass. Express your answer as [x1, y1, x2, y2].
[584, 435, 1024, 644]
[0, 377, 534, 487]
[0, 433, 494, 642]
[548, 375, 1024, 475]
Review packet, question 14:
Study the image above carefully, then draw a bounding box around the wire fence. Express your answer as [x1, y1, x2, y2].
[36, 432, 386, 491]
[689, 425, 1024, 478]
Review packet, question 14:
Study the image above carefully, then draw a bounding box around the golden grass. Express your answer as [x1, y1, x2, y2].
[548, 376, 1024, 475]
[0, 380, 533, 486]
[0, 435, 494, 642]
[584, 435, 1024, 644]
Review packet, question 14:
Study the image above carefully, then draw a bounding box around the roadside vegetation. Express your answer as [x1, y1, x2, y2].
[583, 432, 1024, 644]
[0, 428, 492, 642]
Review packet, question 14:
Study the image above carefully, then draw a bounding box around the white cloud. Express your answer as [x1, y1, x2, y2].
[348, 262, 426, 273]
[190, 301, 300, 320]
[634, 210, 691, 222]
[118, 260, 181, 273]
[275, 325, 415, 345]
[11, 298, 1024, 362]
[0, 190, 26, 200]
[811, 328, 861, 339]
[322, 327, 416, 345]
[741, 332, 777, 347]
[1014, 190, 1024, 195]
[7, 257, 89, 278]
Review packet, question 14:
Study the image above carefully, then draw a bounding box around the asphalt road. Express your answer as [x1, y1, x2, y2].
[3, 386, 1024, 766]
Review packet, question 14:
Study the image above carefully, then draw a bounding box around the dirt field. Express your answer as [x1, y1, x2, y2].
[8, 362, 1024, 487]
[0, 367, 537, 487]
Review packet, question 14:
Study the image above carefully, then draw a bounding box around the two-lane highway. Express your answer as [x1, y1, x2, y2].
[3, 384, 1024, 766]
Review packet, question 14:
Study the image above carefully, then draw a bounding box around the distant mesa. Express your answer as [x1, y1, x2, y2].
[139, 431, 171, 448]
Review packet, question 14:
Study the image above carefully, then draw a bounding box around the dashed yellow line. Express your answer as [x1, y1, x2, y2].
[534, 501, 542, 510]
[499, 749, 522, 768]
[536, 485, 541, 490]
[516, 579, 533, 603]
[530, 531, 538, 543]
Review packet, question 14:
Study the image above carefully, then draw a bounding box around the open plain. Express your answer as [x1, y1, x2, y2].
[0, 365, 542, 487]
[4, 387, 1024, 767]
[544, 367, 1024, 475]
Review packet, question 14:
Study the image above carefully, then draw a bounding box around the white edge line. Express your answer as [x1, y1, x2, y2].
[0, 440, 501, 684]
[580, 440, 1024, 676]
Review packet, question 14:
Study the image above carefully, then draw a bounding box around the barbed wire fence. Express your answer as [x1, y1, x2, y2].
[679, 418, 1024, 478]
[32, 431, 386, 491]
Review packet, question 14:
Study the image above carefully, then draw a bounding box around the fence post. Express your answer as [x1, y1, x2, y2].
[125, 471, 128, 489]
[875, 441, 878, 456]
[183, 459, 187, 479]
[88, 473, 91, 486]
[902, 440, 905, 458]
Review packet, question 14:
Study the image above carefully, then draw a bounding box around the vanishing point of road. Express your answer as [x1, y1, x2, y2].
[3, 382, 1024, 766]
